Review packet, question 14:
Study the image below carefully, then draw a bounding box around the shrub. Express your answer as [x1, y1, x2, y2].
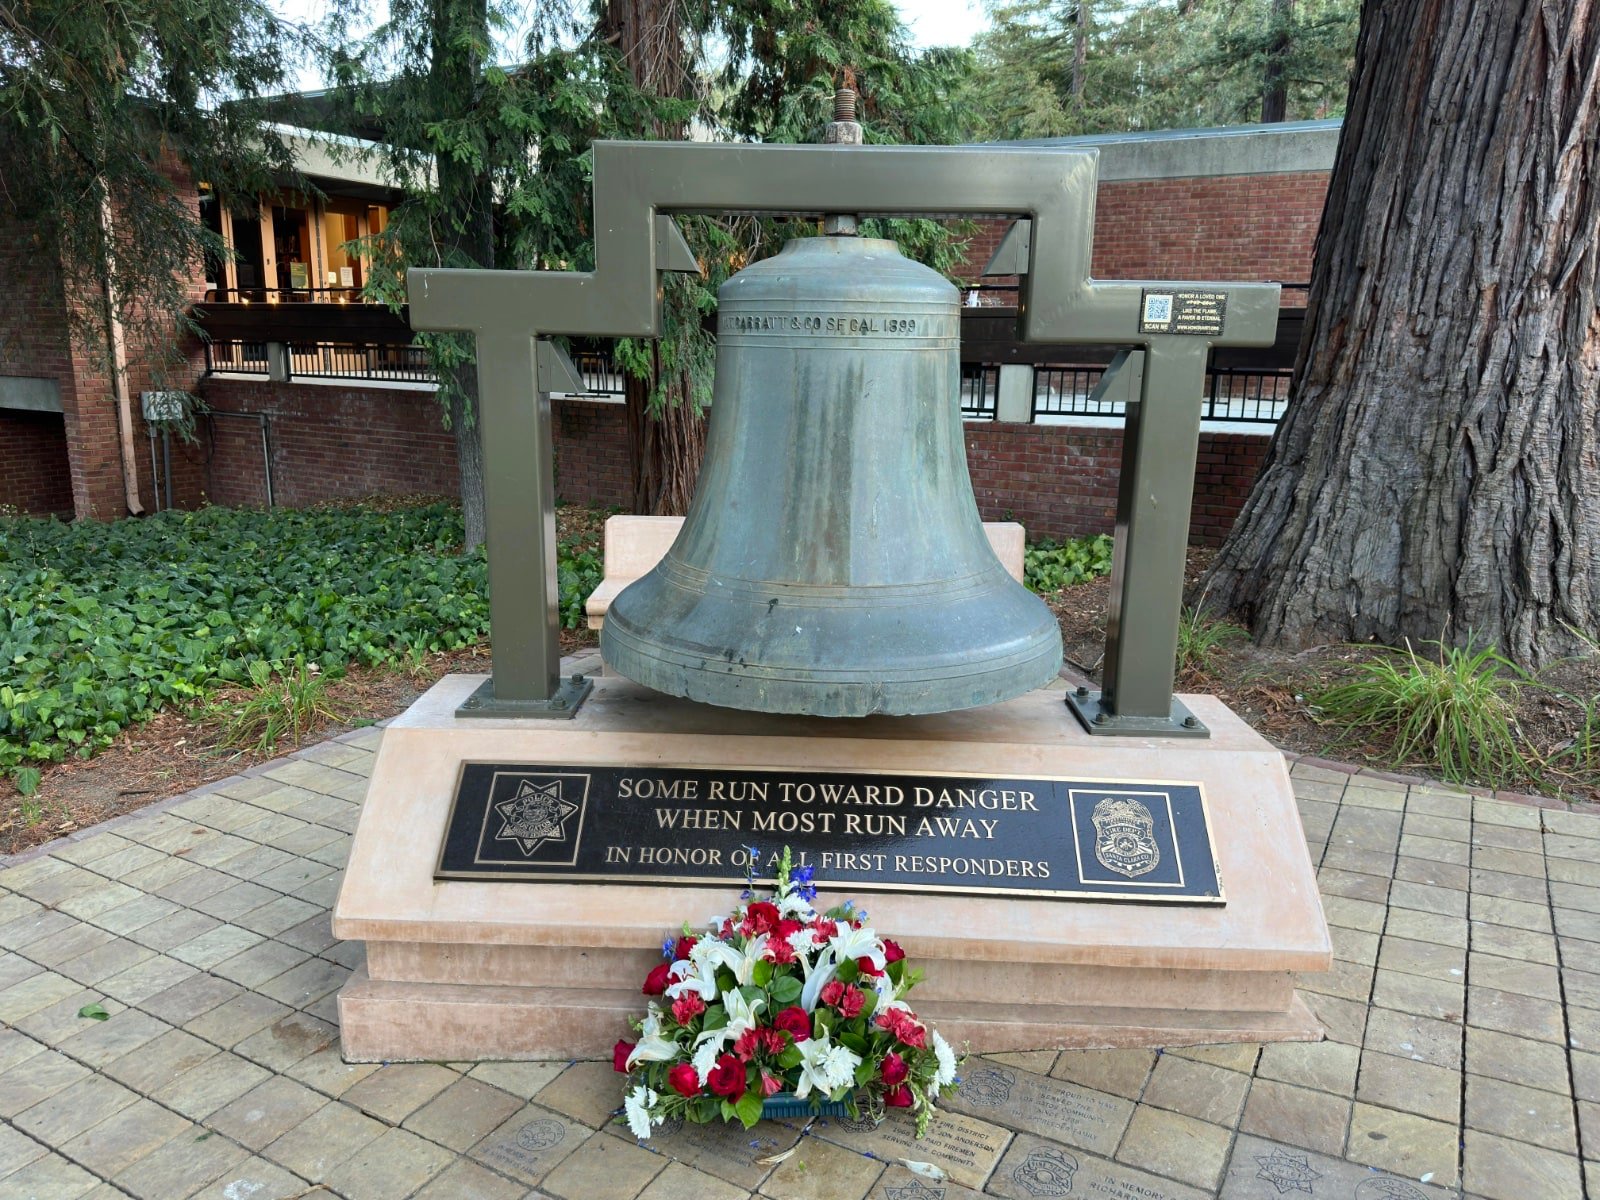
[1312, 639, 1531, 785]
[1024, 534, 1114, 594]
[0, 502, 606, 784]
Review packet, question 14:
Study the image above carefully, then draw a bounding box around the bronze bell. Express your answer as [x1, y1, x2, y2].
[601, 234, 1063, 716]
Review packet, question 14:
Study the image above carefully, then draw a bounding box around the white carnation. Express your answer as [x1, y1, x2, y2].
[624, 1085, 660, 1140]
[931, 1030, 957, 1088]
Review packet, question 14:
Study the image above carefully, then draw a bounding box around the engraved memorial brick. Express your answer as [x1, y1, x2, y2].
[943, 1063, 1134, 1157]
[815, 1110, 1011, 1189]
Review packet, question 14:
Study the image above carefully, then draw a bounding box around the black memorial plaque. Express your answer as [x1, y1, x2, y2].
[435, 764, 1224, 903]
[1138, 288, 1228, 337]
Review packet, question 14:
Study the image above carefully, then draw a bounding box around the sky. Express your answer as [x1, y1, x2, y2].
[900, 0, 991, 48]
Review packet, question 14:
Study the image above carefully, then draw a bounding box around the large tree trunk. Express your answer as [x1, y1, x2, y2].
[431, 0, 494, 547]
[1259, 0, 1293, 122]
[1205, 0, 1600, 667]
[604, 0, 707, 516]
[1071, 2, 1088, 108]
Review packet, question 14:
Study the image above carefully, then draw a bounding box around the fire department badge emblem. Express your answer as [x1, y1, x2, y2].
[1091, 796, 1160, 878]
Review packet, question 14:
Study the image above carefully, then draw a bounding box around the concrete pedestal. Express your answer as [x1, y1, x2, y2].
[333, 674, 1329, 1062]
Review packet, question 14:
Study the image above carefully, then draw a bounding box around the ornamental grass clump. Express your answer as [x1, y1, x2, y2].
[1312, 638, 1530, 785]
[613, 848, 959, 1139]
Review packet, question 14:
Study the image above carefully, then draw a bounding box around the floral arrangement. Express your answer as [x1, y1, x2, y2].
[613, 847, 959, 1140]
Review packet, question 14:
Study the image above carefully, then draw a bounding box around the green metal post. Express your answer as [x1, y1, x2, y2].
[453, 331, 591, 718]
[1066, 339, 1211, 736]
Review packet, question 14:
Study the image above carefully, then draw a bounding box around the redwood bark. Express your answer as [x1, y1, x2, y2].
[1205, 0, 1600, 666]
[430, 0, 493, 548]
[1260, 0, 1293, 122]
[604, 0, 707, 515]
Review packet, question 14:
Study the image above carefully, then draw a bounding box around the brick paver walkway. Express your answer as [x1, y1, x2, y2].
[2, 709, 1596, 1198]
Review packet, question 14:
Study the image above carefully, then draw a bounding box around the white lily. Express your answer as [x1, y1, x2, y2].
[794, 1033, 861, 1099]
[625, 1004, 680, 1069]
[733, 935, 769, 985]
[827, 923, 885, 972]
[624, 1085, 660, 1139]
[692, 987, 766, 1057]
[667, 939, 742, 1002]
[799, 951, 838, 1012]
[692, 1036, 722, 1087]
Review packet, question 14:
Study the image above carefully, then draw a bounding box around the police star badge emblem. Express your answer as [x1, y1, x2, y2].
[494, 777, 580, 855]
[1091, 796, 1160, 878]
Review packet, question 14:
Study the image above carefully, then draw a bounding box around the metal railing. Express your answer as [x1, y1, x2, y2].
[1032, 363, 1291, 424]
[289, 342, 434, 383]
[569, 348, 626, 397]
[1032, 365, 1110, 419]
[204, 340, 270, 376]
[960, 363, 999, 420]
[1204, 367, 1292, 423]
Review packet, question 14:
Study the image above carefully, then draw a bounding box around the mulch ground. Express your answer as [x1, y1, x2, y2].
[1047, 547, 1600, 805]
[5, 525, 1595, 858]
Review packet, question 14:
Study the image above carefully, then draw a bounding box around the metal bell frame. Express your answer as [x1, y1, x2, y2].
[408, 140, 1279, 736]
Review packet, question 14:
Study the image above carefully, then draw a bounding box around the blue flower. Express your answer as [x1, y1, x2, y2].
[661, 935, 676, 961]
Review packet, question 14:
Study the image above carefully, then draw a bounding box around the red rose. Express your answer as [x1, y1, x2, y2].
[643, 963, 673, 996]
[613, 1039, 634, 1073]
[882, 938, 906, 964]
[773, 1005, 813, 1042]
[856, 956, 884, 978]
[741, 902, 782, 936]
[673, 936, 698, 961]
[884, 1084, 913, 1107]
[707, 1053, 747, 1100]
[671, 993, 705, 1025]
[667, 1062, 701, 1098]
[880, 1051, 909, 1086]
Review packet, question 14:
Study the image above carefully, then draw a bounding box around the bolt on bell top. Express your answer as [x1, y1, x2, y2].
[601, 234, 1063, 717]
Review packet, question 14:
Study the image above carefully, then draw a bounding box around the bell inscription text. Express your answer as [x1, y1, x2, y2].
[435, 763, 1223, 903]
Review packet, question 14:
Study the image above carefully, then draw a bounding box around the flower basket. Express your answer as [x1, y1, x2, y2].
[760, 1091, 852, 1120]
[614, 846, 960, 1141]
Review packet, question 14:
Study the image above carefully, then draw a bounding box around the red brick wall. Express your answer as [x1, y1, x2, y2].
[196, 376, 1266, 546]
[956, 170, 1328, 297]
[1092, 172, 1326, 286]
[554, 399, 630, 508]
[963, 421, 1271, 546]
[198, 378, 633, 510]
[0, 411, 74, 515]
[0, 159, 208, 521]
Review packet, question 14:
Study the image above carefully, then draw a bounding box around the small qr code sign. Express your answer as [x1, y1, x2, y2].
[1139, 288, 1228, 336]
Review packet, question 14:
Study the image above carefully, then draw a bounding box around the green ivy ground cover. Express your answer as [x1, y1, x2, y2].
[0, 503, 601, 785]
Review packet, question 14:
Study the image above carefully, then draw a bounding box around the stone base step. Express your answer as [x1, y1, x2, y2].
[337, 966, 1322, 1062]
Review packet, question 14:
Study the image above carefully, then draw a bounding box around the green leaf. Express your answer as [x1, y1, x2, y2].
[770, 974, 802, 1004]
[734, 1089, 764, 1129]
[14, 766, 41, 797]
[78, 1002, 110, 1021]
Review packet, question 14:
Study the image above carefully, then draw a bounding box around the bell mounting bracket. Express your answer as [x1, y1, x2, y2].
[408, 141, 1278, 730]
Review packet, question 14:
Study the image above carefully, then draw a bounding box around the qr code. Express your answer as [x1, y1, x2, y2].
[1143, 294, 1174, 324]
